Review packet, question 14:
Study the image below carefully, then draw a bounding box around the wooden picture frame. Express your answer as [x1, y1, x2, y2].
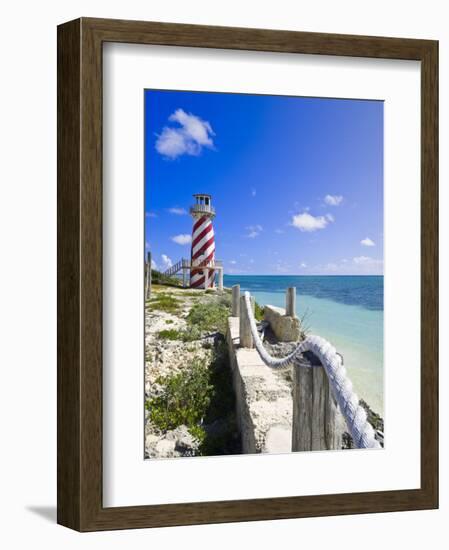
[57, 17, 438, 531]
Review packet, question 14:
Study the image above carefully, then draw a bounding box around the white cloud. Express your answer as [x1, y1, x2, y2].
[229, 260, 237, 265]
[274, 228, 284, 234]
[155, 109, 215, 159]
[145, 211, 157, 218]
[291, 212, 333, 232]
[171, 234, 192, 245]
[151, 259, 158, 270]
[168, 207, 187, 215]
[299, 262, 307, 268]
[246, 224, 263, 238]
[361, 237, 375, 247]
[324, 194, 343, 206]
[161, 254, 173, 270]
[308, 256, 383, 275]
[353, 255, 382, 266]
[251, 188, 257, 197]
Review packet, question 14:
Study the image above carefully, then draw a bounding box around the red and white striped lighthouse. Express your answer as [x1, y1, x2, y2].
[189, 194, 216, 289]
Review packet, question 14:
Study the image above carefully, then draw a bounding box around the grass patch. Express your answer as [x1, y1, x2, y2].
[157, 329, 183, 341]
[165, 319, 174, 324]
[186, 300, 230, 334]
[157, 327, 202, 342]
[148, 293, 181, 314]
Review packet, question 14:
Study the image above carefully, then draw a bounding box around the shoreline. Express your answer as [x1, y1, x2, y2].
[145, 283, 384, 458]
[227, 275, 384, 416]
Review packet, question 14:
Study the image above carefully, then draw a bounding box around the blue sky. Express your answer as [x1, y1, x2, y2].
[145, 89, 383, 275]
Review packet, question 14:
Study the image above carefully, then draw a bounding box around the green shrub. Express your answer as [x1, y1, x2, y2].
[254, 301, 265, 321]
[188, 424, 207, 444]
[181, 326, 202, 341]
[146, 359, 213, 431]
[186, 301, 230, 334]
[146, 342, 240, 456]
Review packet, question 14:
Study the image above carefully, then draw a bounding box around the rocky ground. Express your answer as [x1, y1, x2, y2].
[144, 285, 239, 459]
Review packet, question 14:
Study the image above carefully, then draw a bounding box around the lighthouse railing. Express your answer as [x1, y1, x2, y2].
[190, 259, 223, 269]
[189, 204, 215, 216]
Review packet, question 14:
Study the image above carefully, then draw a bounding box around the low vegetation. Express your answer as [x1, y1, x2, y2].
[146, 359, 213, 431]
[146, 287, 240, 456]
[186, 295, 231, 334]
[148, 293, 181, 314]
[254, 301, 265, 321]
[157, 327, 202, 342]
[146, 342, 239, 456]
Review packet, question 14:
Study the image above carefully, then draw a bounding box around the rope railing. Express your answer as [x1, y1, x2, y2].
[243, 291, 380, 449]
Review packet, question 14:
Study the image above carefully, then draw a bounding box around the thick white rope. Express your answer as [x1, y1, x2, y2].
[243, 292, 380, 449]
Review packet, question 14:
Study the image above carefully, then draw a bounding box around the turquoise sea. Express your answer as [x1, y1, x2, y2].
[224, 275, 384, 415]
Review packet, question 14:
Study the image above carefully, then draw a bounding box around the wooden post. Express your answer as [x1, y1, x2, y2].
[292, 351, 342, 451]
[232, 284, 240, 317]
[286, 286, 296, 317]
[239, 294, 255, 348]
[144, 252, 152, 301]
[218, 268, 224, 291]
[182, 259, 188, 288]
[147, 252, 152, 299]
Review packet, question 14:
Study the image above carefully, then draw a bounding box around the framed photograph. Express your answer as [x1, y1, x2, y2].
[57, 17, 438, 531]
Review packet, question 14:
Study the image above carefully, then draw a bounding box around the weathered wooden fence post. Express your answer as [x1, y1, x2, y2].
[218, 268, 224, 292]
[232, 285, 240, 317]
[292, 352, 342, 451]
[286, 286, 296, 317]
[239, 294, 255, 348]
[145, 251, 152, 300]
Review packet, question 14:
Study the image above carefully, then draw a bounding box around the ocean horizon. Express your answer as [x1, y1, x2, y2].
[224, 274, 384, 415]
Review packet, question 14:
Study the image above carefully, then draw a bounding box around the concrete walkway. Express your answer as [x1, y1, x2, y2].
[227, 317, 293, 454]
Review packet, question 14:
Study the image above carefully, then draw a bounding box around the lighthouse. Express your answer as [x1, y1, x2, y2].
[189, 194, 216, 289]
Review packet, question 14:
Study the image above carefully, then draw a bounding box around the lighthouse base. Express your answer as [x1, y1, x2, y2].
[190, 268, 215, 289]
